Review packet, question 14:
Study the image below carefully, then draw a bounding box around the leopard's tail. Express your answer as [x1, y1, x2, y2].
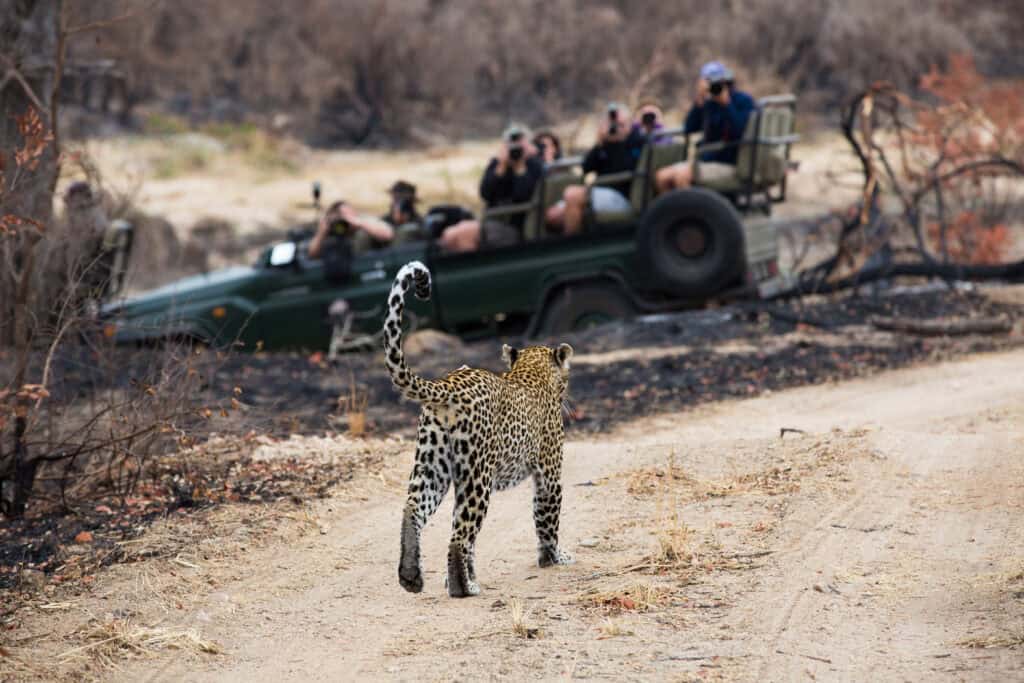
[383, 261, 444, 404]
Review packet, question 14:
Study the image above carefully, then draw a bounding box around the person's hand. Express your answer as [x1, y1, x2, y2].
[495, 142, 510, 173]
[339, 204, 360, 225]
[695, 78, 709, 106]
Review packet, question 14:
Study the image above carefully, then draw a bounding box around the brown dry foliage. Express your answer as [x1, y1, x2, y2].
[61, 0, 1024, 144]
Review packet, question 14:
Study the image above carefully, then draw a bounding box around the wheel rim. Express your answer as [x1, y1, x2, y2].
[670, 220, 711, 259]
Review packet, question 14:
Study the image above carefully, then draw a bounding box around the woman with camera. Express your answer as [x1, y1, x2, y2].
[439, 125, 544, 253]
[655, 61, 756, 194]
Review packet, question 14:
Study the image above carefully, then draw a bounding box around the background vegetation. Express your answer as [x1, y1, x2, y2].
[64, 0, 1024, 145]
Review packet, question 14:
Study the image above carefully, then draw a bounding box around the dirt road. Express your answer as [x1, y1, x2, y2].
[23, 349, 1022, 681]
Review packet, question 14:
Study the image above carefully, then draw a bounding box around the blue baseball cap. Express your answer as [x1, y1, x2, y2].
[700, 61, 734, 83]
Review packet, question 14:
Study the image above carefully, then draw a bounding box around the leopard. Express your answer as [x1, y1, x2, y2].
[383, 261, 575, 598]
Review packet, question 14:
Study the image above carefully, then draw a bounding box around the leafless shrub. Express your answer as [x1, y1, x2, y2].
[61, 1, 1024, 145]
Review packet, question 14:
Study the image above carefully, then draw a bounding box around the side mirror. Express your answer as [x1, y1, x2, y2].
[268, 241, 297, 267]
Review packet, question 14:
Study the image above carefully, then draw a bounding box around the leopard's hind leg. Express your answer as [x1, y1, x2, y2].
[446, 441, 493, 598]
[533, 464, 573, 567]
[398, 415, 451, 593]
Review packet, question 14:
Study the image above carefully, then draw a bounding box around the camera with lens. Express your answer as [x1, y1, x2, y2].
[709, 79, 731, 97]
[607, 106, 620, 135]
[507, 131, 525, 162]
[641, 111, 656, 126]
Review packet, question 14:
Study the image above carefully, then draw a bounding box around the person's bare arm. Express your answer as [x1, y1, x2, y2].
[341, 205, 395, 242]
[308, 214, 330, 258]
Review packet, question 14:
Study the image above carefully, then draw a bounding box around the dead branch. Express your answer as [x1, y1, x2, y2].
[869, 315, 1013, 336]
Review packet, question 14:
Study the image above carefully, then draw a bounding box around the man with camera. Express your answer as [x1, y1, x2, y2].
[655, 61, 756, 193]
[382, 180, 422, 228]
[308, 199, 395, 259]
[439, 125, 543, 252]
[546, 102, 645, 235]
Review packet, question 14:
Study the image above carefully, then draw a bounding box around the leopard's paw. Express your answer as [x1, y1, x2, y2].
[538, 547, 574, 568]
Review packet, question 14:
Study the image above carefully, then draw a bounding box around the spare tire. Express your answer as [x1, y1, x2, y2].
[637, 188, 745, 297]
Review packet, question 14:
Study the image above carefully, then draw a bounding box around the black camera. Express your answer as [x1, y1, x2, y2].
[709, 80, 730, 96]
[507, 131, 524, 161]
[641, 111, 656, 126]
[329, 218, 352, 237]
[608, 107, 619, 135]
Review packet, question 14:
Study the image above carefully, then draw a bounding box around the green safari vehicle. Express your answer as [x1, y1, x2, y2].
[102, 96, 798, 352]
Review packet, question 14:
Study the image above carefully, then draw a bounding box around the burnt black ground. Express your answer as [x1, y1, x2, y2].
[211, 284, 1024, 436]
[2, 283, 1023, 596]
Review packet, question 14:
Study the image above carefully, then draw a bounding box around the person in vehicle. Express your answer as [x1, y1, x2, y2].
[308, 199, 395, 258]
[533, 130, 562, 165]
[546, 103, 645, 235]
[382, 180, 421, 227]
[633, 103, 667, 142]
[439, 125, 543, 253]
[655, 61, 756, 194]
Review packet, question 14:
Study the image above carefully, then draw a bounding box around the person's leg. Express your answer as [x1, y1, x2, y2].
[439, 220, 481, 252]
[562, 185, 588, 235]
[545, 200, 566, 231]
[656, 162, 693, 194]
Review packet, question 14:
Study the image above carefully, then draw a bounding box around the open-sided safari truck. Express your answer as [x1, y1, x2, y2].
[102, 95, 797, 351]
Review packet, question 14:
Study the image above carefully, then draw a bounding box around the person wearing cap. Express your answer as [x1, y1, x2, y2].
[655, 61, 757, 193]
[382, 180, 422, 228]
[546, 102, 646, 235]
[439, 124, 543, 252]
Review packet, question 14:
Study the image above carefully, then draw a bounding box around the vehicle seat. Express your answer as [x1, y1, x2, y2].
[391, 221, 426, 245]
[591, 138, 686, 227]
[694, 96, 795, 194]
[530, 167, 581, 240]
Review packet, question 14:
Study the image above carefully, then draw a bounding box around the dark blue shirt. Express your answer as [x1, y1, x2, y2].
[684, 89, 756, 164]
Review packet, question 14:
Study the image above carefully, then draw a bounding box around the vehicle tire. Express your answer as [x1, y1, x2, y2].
[538, 282, 635, 336]
[637, 188, 745, 298]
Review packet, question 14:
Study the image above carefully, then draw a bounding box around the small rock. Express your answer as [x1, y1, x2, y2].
[74, 530, 94, 544]
[578, 538, 600, 548]
[19, 569, 46, 591]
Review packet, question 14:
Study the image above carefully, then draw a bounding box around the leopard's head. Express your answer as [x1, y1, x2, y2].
[502, 343, 573, 396]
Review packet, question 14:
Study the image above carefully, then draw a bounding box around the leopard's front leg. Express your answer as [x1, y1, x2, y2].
[533, 470, 573, 567]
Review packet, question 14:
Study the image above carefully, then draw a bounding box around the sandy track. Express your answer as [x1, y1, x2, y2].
[96, 349, 1024, 681]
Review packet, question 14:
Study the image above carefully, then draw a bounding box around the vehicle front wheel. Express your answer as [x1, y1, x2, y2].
[537, 282, 635, 336]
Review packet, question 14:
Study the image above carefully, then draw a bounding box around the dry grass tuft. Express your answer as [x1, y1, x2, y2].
[957, 625, 1024, 650]
[58, 618, 222, 667]
[580, 581, 674, 613]
[59, 618, 222, 663]
[597, 618, 634, 639]
[337, 372, 369, 437]
[655, 515, 695, 567]
[508, 597, 541, 639]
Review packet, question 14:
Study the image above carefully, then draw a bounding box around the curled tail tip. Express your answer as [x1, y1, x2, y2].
[398, 260, 431, 301]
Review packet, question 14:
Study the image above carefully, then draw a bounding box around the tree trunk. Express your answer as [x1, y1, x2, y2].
[0, 0, 62, 517]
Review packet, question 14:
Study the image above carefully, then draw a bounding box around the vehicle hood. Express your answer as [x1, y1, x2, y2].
[102, 266, 258, 317]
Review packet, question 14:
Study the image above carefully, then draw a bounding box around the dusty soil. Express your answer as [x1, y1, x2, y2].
[5, 348, 1023, 681]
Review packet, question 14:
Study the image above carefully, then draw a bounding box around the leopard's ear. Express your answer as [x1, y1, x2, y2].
[554, 343, 573, 370]
[501, 343, 519, 369]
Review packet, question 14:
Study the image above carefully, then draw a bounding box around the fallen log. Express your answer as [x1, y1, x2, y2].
[869, 315, 1013, 336]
